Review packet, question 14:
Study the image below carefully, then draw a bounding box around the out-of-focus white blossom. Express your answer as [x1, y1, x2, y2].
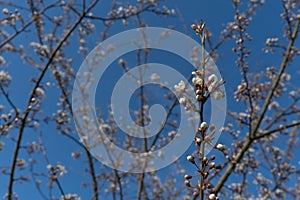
[208, 74, 218, 83]
[47, 164, 52, 170]
[0, 70, 12, 86]
[168, 130, 176, 137]
[0, 56, 5, 66]
[1, 114, 7, 121]
[268, 101, 279, 110]
[289, 90, 296, 97]
[2, 44, 14, 51]
[71, 152, 81, 159]
[118, 59, 125, 66]
[2, 8, 9, 15]
[212, 90, 224, 100]
[208, 193, 216, 200]
[100, 124, 111, 133]
[265, 38, 279, 46]
[179, 97, 187, 105]
[30, 42, 48, 51]
[281, 73, 291, 81]
[33, 121, 39, 129]
[174, 80, 186, 93]
[62, 193, 81, 200]
[150, 73, 160, 82]
[122, 19, 128, 26]
[35, 87, 45, 99]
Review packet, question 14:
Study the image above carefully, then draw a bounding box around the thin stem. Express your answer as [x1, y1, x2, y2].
[198, 28, 206, 200]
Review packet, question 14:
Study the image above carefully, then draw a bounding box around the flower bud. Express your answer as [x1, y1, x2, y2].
[187, 155, 195, 164]
[215, 165, 222, 170]
[207, 183, 212, 189]
[2, 8, 9, 15]
[193, 190, 199, 197]
[209, 193, 216, 200]
[184, 174, 192, 179]
[191, 24, 197, 30]
[179, 97, 187, 105]
[204, 172, 209, 179]
[118, 59, 126, 66]
[185, 180, 191, 187]
[200, 122, 208, 131]
[208, 74, 217, 83]
[209, 162, 215, 169]
[216, 143, 226, 151]
[194, 137, 201, 146]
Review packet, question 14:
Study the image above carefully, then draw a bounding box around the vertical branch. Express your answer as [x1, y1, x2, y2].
[86, 149, 99, 200]
[199, 27, 206, 200]
[136, 15, 150, 200]
[191, 21, 210, 200]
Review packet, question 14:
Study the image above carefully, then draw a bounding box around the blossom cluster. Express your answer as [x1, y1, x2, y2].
[174, 70, 225, 112]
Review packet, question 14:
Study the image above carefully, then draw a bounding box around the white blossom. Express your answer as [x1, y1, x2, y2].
[208, 193, 216, 200]
[35, 87, 45, 99]
[71, 152, 81, 159]
[265, 37, 279, 46]
[192, 76, 202, 86]
[268, 101, 279, 110]
[2, 8, 9, 15]
[150, 73, 160, 82]
[289, 90, 296, 97]
[46, 164, 52, 170]
[0, 70, 12, 86]
[200, 121, 208, 131]
[62, 193, 80, 200]
[118, 59, 125, 66]
[216, 143, 226, 151]
[209, 162, 215, 169]
[179, 97, 187, 105]
[174, 80, 186, 93]
[212, 90, 224, 100]
[208, 74, 218, 83]
[186, 155, 195, 163]
[100, 124, 111, 133]
[57, 164, 67, 177]
[0, 56, 5, 66]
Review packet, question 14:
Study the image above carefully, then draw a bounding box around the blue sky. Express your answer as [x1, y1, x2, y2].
[1, 0, 299, 199]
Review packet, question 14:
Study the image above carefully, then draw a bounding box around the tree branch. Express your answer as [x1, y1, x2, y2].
[7, 1, 100, 199]
[214, 17, 300, 194]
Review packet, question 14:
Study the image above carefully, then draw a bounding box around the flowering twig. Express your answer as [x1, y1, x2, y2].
[7, 1, 100, 199]
[214, 16, 300, 195]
